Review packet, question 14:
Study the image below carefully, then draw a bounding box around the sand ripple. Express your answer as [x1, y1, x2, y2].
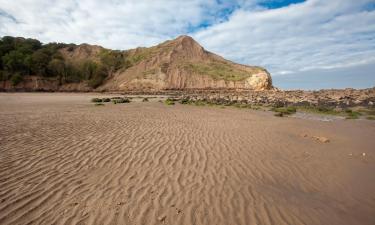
[0, 93, 374, 225]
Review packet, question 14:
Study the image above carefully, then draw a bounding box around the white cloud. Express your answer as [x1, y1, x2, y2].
[0, 0, 223, 48]
[0, 0, 374, 77]
[193, 0, 375, 75]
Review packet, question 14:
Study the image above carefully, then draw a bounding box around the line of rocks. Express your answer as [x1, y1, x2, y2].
[170, 88, 375, 108]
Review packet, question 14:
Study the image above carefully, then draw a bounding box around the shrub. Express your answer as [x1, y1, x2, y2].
[10, 73, 23, 86]
[142, 97, 149, 102]
[358, 108, 375, 116]
[271, 106, 297, 115]
[88, 66, 107, 88]
[30, 50, 50, 76]
[182, 62, 262, 81]
[112, 98, 130, 104]
[297, 105, 339, 115]
[274, 112, 284, 117]
[233, 103, 252, 109]
[47, 58, 65, 82]
[317, 106, 332, 113]
[366, 116, 375, 120]
[194, 100, 206, 106]
[179, 98, 192, 104]
[95, 103, 104, 106]
[99, 49, 125, 72]
[91, 98, 102, 103]
[346, 111, 361, 119]
[0, 70, 11, 81]
[102, 98, 111, 102]
[165, 98, 175, 105]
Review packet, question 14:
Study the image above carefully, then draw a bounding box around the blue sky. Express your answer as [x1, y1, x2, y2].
[259, 0, 306, 9]
[0, 0, 374, 90]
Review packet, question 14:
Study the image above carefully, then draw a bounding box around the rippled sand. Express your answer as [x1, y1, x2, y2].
[0, 93, 374, 225]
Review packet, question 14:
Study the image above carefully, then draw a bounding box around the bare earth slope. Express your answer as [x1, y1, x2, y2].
[0, 93, 374, 225]
[99, 36, 272, 91]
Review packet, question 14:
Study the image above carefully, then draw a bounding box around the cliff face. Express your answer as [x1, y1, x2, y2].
[0, 76, 92, 92]
[1, 35, 273, 92]
[99, 35, 272, 91]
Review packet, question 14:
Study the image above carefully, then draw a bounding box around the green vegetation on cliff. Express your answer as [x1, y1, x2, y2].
[182, 62, 260, 81]
[0, 36, 128, 88]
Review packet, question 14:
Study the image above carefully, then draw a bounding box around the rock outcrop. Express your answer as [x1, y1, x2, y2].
[173, 88, 375, 108]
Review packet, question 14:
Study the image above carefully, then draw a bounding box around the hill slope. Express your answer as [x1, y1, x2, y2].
[0, 35, 272, 91]
[99, 35, 272, 91]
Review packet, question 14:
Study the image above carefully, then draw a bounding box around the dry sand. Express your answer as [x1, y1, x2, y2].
[0, 93, 374, 225]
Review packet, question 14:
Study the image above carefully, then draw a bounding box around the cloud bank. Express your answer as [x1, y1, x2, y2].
[0, 0, 374, 86]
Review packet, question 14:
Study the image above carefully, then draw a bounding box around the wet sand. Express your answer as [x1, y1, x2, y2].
[0, 93, 374, 225]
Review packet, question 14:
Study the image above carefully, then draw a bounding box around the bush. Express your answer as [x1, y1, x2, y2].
[91, 98, 102, 103]
[88, 65, 107, 88]
[142, 97, 149, 102]
[194, 100, 206, 106]
[233, 103, 252, 109]
[99, 49, 125, 72]
[165, 98, 175, 105]
[274, 112, 284, 117]
[179, 98, 191, 104]
[317, 106, 332, 113]
[112, 98, 130, 104]
[102, 98, 111, 102]
[47, 58, 65, 81]
[271, 106, 297, 115]
[30, 50, 50, 76]
[95, 103, 104, 106]
[297, 105, 339, 115]
[358, 108, 375, 116]
[10, 73, 23, 86]
[346, 111, 361, 119]
[0, 70, 11, 81]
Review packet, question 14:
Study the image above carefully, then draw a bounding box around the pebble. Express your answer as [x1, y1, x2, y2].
[313, 136, 330, 143]
[158, 215, 166, 222]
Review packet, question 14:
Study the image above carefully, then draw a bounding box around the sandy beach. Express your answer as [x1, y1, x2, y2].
[0, 93, 374, 225]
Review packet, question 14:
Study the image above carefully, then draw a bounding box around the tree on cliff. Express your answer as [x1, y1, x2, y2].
[30, 50, 50, 76]
[48, 58, 65, 84]
[0, 36, 116, 87]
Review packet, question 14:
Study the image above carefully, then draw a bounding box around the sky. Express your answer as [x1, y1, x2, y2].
[0, 0, 374, 90]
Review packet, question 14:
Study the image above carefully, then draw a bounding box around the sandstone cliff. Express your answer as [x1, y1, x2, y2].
[0, 35, 273, 92]
[99, 35, 272, 91]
